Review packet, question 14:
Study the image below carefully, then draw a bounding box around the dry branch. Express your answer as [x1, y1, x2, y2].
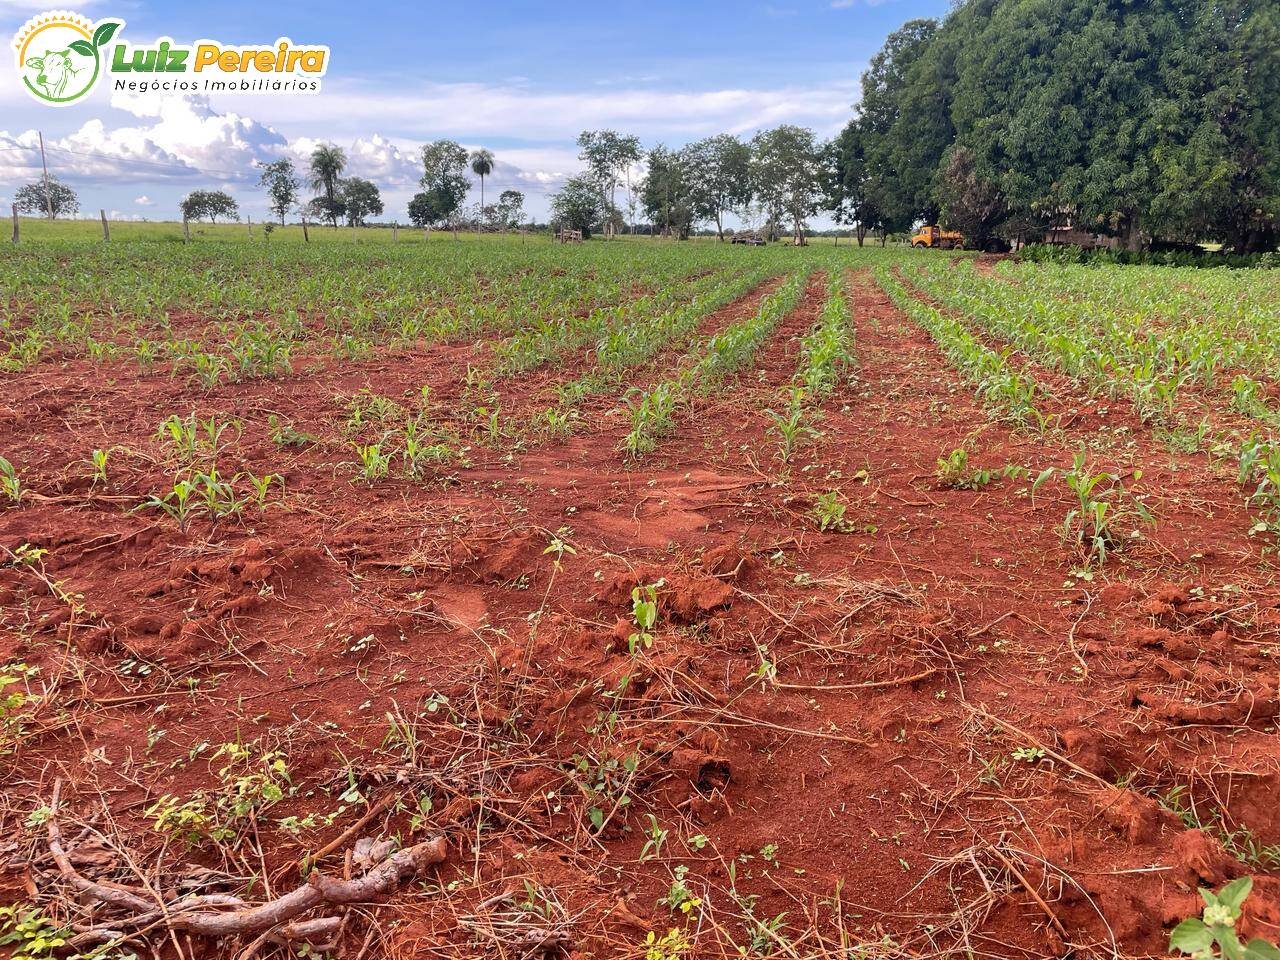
[46, 779, 446, 945]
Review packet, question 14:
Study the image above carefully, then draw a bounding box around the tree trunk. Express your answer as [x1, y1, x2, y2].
[1123, 212, 1143, 252]
[715, 210, 724, 241]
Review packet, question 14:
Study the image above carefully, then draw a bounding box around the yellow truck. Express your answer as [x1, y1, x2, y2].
[910, 225, 966, 249]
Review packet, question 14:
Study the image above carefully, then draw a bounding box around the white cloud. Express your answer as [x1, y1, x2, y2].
[134, 194, 152, 205]
[0, 95, 287, 185]
[231, 78, 859, 141]
[0, 75, 860, 218]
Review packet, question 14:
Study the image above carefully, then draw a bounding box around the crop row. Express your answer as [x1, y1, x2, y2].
[765, 271, 858, 463]
[876, 268, 1047, 429]
[621, 271, 809, 457]
[907, 260, 1280, 426]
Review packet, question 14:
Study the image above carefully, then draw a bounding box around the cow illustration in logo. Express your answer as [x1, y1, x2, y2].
[12, 11, 122, 105]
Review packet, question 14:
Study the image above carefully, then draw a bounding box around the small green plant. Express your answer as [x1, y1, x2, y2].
[810, 490, 851, 533]
[764, 386, 818, 464]
[0, 456, 21, 504]
[1, 662, 38, 755]
[89, 447, 110, 485]
[141, 478, 197, 532]
[1170, 877, 1280, 960]
[267, 413, 314, 448]
[628, 581, 662, 655]
[1058, 449, 1154, 566]
[934, 447, 1023, 490]
[0, 906, 67, 960]
[573, 750, 639, 833]
[353, 442, 392, 482]
[643, 928, 692, 960]
[244, 472, 278, 510]
[148, 744, 292, 845]
[193, 468, 242, 520]
[639, 814, 669, 862]
[659, 865, 703, 915]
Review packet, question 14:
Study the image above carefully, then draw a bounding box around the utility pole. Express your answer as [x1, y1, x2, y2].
[38, 131, 54, 220]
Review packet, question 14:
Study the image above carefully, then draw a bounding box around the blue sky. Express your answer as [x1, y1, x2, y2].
[1, 0, 950, 223]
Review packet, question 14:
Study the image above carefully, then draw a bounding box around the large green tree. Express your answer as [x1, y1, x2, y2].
[750, 125, 823, 245]
[14, 178, 78, 219]
[307, 144, 347, 228]
[469, 148, 494, 211]
[682, 134, 753, 240]
[180, 189, 239, 224]
[340, 177, 383, 227]
[419, 140, 471, 227]
[847, 0, 1280, 251]
[576, 130, 642, 237]
[550, 174, 605, 238]
[640, 145, 695, 239]
[257, 158, 300, 225]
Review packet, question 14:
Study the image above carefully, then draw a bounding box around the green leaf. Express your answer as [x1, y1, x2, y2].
[1220, 876, 1255, 912]
[68, 39, 94, 57]
[1169, 918, 1213, 954]
[1245, 940, 1280, 960]
[92, 21, 120, 48]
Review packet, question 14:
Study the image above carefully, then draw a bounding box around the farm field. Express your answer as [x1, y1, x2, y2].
[3, 235, 1280, 959]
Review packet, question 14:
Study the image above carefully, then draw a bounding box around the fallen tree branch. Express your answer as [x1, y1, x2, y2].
[47, 779, 447, 943]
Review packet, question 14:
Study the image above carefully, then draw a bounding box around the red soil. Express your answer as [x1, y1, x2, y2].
[2, 269, 1279, 958]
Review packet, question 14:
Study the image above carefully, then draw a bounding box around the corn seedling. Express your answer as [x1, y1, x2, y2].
[353, 442, 392, 482]
[88, 447, 110, 485]
[1057, 449, 1154, 566]
[141, 478, 197, 531]
[765, 387, 819, 464]
[0, 456, 21, 504]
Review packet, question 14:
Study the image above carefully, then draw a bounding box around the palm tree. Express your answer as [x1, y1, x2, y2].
[308, 144, 347, 227]
[470, 148, 495, 217]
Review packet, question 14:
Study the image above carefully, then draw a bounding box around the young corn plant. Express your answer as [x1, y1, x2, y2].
[353, 442, 392, 482]
[194, 468, 242, 520]
[0, 456, 21, 504]
[1238, 435, 1280, 536]
[1057, 449, 1154, 567]
[88, 448, 110, 486]
[765, 387, 819, 464]
[141, 478, 197, 532]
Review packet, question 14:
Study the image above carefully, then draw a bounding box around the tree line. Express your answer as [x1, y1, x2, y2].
[12, 0, 1275, 250]
[832, 0, 1279, 252]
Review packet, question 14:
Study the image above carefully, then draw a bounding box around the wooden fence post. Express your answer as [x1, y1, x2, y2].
[247, 216, 252, 237]
[392, 222, 398, 243]
[301, 215, 309, 243]
[100, 209, 109, 242]
[182, 216, 190, 242]
[10, 204, 17, 244]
